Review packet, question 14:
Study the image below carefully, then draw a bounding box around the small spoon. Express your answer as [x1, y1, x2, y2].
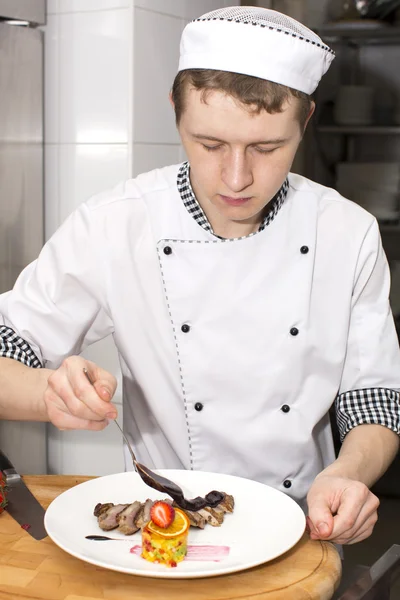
[83, 368, 224, 511]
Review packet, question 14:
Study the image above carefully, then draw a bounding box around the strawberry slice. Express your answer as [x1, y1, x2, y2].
[150, 501, 175, 529]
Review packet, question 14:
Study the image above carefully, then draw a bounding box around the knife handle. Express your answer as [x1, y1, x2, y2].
[0, 449, 14, 471]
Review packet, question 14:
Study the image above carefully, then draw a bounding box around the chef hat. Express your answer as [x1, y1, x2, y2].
[178, 6, 335, 95]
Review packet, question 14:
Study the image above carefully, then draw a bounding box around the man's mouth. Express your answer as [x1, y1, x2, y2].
[219, 195, 252, 207]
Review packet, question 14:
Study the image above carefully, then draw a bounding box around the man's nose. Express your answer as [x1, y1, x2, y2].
[221, 151, 253, 193]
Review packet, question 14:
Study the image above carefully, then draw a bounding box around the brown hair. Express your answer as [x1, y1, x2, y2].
[171, 69, 313, 130]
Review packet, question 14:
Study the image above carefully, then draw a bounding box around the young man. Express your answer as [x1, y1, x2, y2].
[0, 6, 399, 547]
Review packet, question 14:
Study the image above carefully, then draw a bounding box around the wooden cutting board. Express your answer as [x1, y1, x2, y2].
[0, 475, 342, 600]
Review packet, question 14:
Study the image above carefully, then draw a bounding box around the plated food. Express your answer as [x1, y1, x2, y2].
[45, 470, 307, 579]
[94, 492, 234, 533]
[93, 492, 235, 567]
[142, 503, 190, 567]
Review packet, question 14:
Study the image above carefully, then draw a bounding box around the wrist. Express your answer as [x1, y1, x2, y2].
[37, 368, 54, 421]
[315, 456, 362, 484]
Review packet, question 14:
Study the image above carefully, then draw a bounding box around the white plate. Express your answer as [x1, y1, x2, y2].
[44, 470, 306, 579]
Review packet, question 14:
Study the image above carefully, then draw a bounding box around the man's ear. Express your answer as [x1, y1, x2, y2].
[303, 101, 316, 132]
[169, 91, 175, 109]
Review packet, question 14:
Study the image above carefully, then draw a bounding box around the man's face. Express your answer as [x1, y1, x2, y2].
[177, 87, 311, 235]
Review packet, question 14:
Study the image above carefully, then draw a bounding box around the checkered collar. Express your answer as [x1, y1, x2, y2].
[177, 161, 289, 239]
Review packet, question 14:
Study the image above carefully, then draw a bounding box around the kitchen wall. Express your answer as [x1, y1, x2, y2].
[44, 0, 238, 475]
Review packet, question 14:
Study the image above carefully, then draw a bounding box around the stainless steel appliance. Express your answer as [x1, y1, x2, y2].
[0, 0, 47, 474]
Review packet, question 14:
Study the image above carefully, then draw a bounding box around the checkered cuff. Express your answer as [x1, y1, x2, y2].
[0, 326, 42, 368]
[335, 388, 400, 441]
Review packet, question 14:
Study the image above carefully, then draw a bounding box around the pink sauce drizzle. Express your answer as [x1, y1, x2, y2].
[130, 544, 230, 562]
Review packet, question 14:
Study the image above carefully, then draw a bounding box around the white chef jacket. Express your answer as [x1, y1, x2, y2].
[1, 163, 400, 510]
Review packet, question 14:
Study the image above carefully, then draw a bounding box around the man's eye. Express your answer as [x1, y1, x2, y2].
[255, 147, 279, 154]
[202, 144, 222, 152]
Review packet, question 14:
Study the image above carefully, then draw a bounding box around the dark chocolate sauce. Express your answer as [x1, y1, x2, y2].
[136, 463, 225, 510]
[85, 535, 116, 541]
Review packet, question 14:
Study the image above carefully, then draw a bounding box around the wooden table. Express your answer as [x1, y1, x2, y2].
[0, 475, 342, 600]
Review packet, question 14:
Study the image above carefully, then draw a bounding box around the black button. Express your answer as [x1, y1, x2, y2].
[163, 246, 172, 255]
[290, 327, 299, 336]
[181, 324, 190, 333]
[283, 480, 292, 489]
[194, 402, 203, 412]
[300, 246, 309, 254]
[281, 405, 291, 413]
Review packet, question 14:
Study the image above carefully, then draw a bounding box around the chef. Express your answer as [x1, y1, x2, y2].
[0, 6, 399, 547]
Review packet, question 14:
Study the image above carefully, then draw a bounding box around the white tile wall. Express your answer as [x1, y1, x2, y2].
[46, 0, 59, 15]
[133, 8, 182, 144]
[132, 143, 181, 176]
[58, 10, 130, 144]
[44, 144, 59, 240]
[44, 15, 59, 144]
[49, 0, 130, 14]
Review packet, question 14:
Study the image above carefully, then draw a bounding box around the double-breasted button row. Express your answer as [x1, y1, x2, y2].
[180, 322, 200, 409]
[289, 246, 308, 335]
[164, 245, 309, 256]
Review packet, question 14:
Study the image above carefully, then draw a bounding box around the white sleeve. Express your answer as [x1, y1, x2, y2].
[336, 218, 400, 439]
[0, 202, 114, 369]
[340, 218, 400, 392]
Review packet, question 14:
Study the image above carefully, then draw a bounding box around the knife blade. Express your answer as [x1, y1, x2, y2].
[0, 449, 47, 540]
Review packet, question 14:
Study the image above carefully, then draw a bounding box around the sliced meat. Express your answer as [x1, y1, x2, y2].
[134, 499, 154, 529]
[117, 501, 142, 535]
[198, 507, 221, 527]
[94, 492, 235, 534]
[94, 502, 114, 517]
[98, 504, 128, 531]
[183, 509, 206, 529]
[208, 505, 225, 524]
[172, 502, 206, 529]
[219, 494, 234, 513]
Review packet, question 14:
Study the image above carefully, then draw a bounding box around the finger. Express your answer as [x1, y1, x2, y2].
[53, 413, 109, 431]
[330, 505, 378, 545]
[63, 364, 117, 419]
[306, 516, 319, 538]
[85, 362, 117, 402]
[48, 372, 115, 421]
[45, 391, 109, 431]
[45, 386, 109, 425]
[333, 514, 377, 545]
[307, 493, 335, 538]
[329, 491, 378, 541]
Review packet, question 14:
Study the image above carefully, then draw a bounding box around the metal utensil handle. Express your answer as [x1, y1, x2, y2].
[113, 419, 139, 466]
[82, 367, 139, 468]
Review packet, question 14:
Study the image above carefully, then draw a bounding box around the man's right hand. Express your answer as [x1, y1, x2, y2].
[44, 356, 118, 431]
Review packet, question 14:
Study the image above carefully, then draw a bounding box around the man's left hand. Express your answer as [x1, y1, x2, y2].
[306, 475, 380, 545]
